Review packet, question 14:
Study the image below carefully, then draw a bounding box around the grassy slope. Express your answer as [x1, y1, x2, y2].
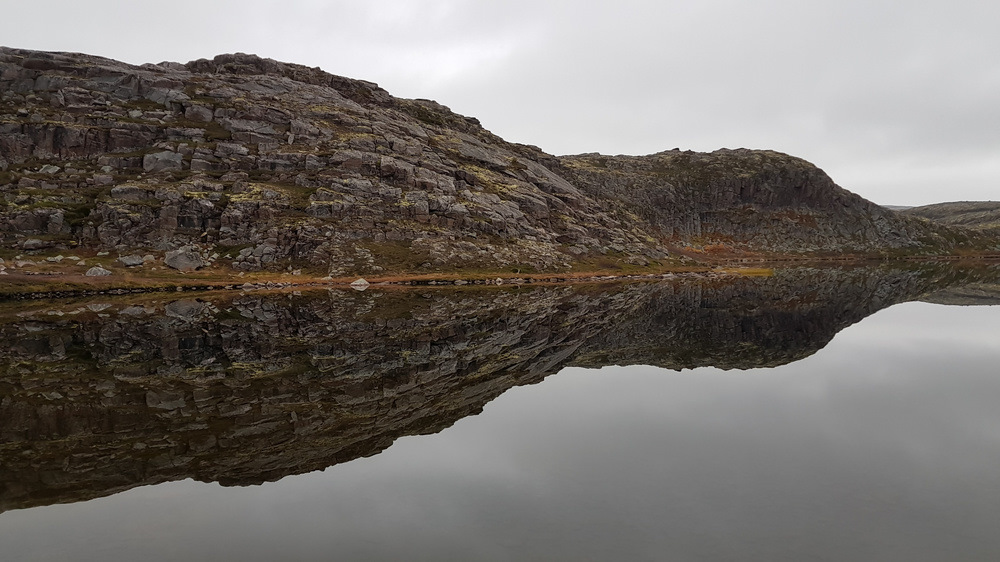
[902, 201, 1000, 231]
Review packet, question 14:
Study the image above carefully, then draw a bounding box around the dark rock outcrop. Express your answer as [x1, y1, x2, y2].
[0, 47, 663, 273]
[557, 150, 987, 254]
[1, 47, 991, 274]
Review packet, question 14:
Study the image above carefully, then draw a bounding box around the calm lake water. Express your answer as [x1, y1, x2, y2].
[1, 266, 999, 560]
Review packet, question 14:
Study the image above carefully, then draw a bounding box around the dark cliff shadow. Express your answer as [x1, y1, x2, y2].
[1, 263, 998, 512]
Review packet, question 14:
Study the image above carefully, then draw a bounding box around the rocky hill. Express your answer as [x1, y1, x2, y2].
[902, 201, 1000, 235]
[558, 150, 975, 254]
[0, 47, 993, 278]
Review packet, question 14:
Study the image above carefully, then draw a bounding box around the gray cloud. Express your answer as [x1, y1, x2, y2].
[2, 0, 998, 204]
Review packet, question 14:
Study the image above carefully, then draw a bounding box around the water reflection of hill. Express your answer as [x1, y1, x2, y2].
[919, 282, 1000, 306]
[1, 264, 998, 512]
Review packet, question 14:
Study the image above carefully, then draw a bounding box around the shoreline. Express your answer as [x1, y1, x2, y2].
[2, 254, 999, 301]
[0, 267, 722, 301]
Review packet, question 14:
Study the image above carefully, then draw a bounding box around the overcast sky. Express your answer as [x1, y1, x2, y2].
[3, 0, 998, 205]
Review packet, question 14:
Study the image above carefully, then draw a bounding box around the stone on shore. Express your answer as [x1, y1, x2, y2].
[164, 247, 205, 271]
[118, 255, 145, 267]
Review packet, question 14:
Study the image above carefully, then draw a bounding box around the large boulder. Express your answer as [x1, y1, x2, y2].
[85, 266, 112, 277]
[164, 246, 205, 271]
[117, 255, 145, 267]
[21, 238, 51, 251]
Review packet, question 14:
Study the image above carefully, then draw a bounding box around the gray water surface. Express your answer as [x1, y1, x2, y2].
[2, 268, 999, 560]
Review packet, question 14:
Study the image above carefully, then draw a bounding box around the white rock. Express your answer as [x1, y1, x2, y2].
[164, 246, 206, 271]
[118, 255, 145, 267]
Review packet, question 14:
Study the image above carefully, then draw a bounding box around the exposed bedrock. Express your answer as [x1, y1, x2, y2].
[1, 47, 990, 276]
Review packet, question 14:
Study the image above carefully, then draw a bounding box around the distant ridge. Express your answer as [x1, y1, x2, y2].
[902, 201, 1000, 233]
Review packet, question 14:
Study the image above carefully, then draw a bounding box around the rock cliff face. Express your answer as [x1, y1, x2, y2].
[558, 150, 974, 253]
[0, 48, 985, 275]
[0, 48, 666, 274]
[2, 264, 998, 512]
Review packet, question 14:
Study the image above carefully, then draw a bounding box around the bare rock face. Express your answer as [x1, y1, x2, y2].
[556, 150, 986, 254]
[0, 47, 991, 270]
[164, 246, 205, 271]
[142, 151, 183, 172]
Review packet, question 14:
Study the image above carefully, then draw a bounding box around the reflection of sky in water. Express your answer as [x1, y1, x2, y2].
[3, 302, 1000, 561]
